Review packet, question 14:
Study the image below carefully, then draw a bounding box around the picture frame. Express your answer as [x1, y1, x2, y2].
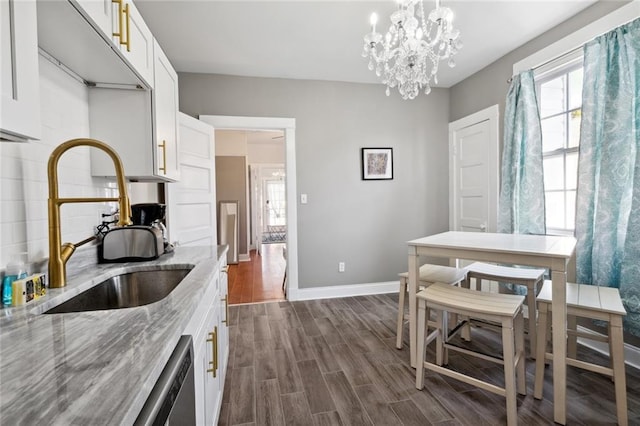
[361, 147, 393, 180]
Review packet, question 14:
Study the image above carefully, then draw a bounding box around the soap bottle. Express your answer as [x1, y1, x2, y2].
[2, 255, 27, 307]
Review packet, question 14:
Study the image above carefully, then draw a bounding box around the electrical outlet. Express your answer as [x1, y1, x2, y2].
[338, 262, 345, 272]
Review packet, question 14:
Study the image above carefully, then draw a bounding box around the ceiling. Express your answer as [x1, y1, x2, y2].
[136, 0, 600, 89]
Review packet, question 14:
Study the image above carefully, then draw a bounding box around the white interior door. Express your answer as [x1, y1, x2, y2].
[449, 105, 499, 234]
[166, 113, 217, 246]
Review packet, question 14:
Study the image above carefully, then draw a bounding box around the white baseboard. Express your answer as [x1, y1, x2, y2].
[239, 254, 250, 262]
[576, 325, 640, 371]
[290, 281, 398, 301]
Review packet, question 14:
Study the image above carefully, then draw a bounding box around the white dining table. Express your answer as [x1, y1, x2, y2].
[408, 231, 576, 425]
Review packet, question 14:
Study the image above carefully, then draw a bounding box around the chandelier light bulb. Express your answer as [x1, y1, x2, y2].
[362, 0, 462, 99]
[370, 13, 378, 32]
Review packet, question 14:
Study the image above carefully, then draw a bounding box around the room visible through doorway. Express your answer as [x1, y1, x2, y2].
[200, 114, 298, 301]
[214, 128, 287, 305]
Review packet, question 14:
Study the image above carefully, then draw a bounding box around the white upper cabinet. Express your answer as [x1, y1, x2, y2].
[37, 0, 147, 87]
[34, 0, 180, 180]
[89, 39, 180, 182]
[75, 0, 112, 37]
[1, 0, 41, 141]
[111, 0, 154, 88]
[153, 39, 179, 181]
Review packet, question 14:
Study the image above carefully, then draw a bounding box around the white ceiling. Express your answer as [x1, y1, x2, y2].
[136, 0, 600, 89]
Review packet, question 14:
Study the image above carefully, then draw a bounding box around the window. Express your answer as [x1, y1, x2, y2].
[265, 179, 286, 227]
[536, 61, 583, 234]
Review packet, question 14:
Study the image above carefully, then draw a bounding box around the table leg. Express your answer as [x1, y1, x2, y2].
[551, 269, 567, 425]
[408, 248, 419, 368]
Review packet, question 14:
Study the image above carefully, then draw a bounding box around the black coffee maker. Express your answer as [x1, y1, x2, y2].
[131, 203, 172, 252]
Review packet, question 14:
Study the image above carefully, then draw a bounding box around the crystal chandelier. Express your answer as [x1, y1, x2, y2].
[362, 0, 462, 100]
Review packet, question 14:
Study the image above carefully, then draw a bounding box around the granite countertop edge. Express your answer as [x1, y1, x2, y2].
[0, 244, 228, 424]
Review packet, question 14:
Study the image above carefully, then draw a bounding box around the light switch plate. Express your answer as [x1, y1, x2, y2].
[300, 194, 308, 204]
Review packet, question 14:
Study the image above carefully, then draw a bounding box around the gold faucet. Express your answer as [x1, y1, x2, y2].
[48, 138, 132, 288]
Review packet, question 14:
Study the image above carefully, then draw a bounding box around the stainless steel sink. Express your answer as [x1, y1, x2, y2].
[44, 268, 192, 314]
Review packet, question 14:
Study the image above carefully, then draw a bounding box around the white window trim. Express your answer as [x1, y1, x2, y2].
[536, 62, 583, 234]
[513, 2, 639, 76]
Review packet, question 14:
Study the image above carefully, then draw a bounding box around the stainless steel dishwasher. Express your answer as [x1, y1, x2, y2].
[135, 335, 196, 425]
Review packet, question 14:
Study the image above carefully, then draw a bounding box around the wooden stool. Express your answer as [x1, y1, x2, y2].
[465, 262, 545, 356]
[534, 280, 628, 425]
[396, 264, 467, 349]
[416, 283, 526, 426]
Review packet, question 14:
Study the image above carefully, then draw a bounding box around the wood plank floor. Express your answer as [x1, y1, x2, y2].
[228, 243, 286, 305]
[220, 294, 640, 425]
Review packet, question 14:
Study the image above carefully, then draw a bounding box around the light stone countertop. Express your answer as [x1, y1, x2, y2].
[0, 245, 228, 425]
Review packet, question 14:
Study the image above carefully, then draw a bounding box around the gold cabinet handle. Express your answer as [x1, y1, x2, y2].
[222, 296, 229, 325]
[214, 326, 218, 374]
[123, 2, 131, 52]
[158, 140, 167, 174]
[206, 329, 217, 378]
[112, 0, 124, 40]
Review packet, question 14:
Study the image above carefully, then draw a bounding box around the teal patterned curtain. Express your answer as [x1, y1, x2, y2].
[575, 18, 640, 336]
[498, 70, 546, 235]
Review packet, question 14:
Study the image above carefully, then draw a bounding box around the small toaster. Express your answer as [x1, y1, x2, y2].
[99, 226, 164, 263]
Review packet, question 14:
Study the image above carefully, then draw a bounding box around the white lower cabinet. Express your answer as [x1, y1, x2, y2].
[194, 298, 222, 426]
[186, 261, 228, 425]
[218, 258, 230, 385]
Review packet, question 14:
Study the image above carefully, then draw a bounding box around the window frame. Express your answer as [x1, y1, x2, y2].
[535, 57, 583, 236]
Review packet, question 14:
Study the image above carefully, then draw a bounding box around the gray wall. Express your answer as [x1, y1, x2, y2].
[216, 156, 248, 256]
[450, 1, 630, 125]
[180, 74, 450, 288]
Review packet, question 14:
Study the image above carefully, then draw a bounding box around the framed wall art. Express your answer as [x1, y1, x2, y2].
[361, 147, 393, 180]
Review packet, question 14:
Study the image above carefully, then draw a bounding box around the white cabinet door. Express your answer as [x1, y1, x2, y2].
[111, 0, 154, 87]
[165, 113, 216, 246]
[218, 258, 230, 384]
[74, 0, 112, 37]
[153, 39, 179, 181]
[189, 269, 224, 426]
[204, 308, 223, 426]
[36, 0, 146, 87]
[193, 302, 220, 426]
[89, 36, 179, 181]
[0, 0, 40, 141]
[89, 88, 155, 180]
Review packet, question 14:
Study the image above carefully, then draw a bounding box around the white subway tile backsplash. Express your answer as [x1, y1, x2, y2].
[1, 201, 27, 224]
[12, 222, 27, 245]
[0, 57, 121, 268]
[0, 179, 22, 201]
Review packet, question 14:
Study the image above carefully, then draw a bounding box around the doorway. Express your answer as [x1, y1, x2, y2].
[199, 115, 298, 301]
